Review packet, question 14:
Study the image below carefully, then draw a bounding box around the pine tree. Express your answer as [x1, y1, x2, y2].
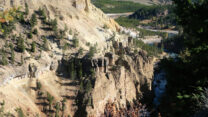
[25, 3, 29, 16]
[10, 44, 15, 64]
[70, 62, 76, 80]
[30, 13, 37, 27]
[47, 92, 54, 111]
[42, 37, 49, 51]
[88, 46, 96, 58]
[36, 81, 42, 90]
[20, 55, 24, 66]
[55, 102, 60, 117]
[51, 19, 58, 32]
[31, 41, 36, 53]
[1, 49, 8, 66]
[17, 36, 25, 53]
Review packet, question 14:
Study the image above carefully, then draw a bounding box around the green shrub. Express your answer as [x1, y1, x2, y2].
[33, 28, 38, 35]
[27, 32, 33, 39]
[16, 108, 24, 117]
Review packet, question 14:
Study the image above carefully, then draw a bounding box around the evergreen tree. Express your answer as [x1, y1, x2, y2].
[88, 46, 97, 58]
[69, 62, 76, 80]
[61, 98, 66, 117]
[36, 81, 42, 90]
[17, 36, 25, 53]
[20, 55, 24, 66]
[42, 37, 49, 51]
[25, 3, 29, 16]
[30, 13, 37, 27]
[47, 92, 54, 111]
[51, 19, 58, 32]
[55, 102, 60, 117]
[10, 44, 15, 64]
[1, 49, 8, 66]
[31, 41, 36, 53]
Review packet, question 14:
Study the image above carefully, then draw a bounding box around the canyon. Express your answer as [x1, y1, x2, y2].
[0, 0, 161, 116]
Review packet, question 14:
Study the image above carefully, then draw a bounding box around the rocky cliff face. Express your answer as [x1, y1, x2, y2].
[61, 41, 154, 116]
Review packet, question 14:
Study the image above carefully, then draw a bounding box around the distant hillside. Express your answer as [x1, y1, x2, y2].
[92, 0, 172, 13]
[114, 0, 172, 5]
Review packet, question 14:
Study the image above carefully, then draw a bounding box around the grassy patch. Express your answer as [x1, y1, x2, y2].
[115, 17, 140, 28]
[92, 0, 147, 13]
